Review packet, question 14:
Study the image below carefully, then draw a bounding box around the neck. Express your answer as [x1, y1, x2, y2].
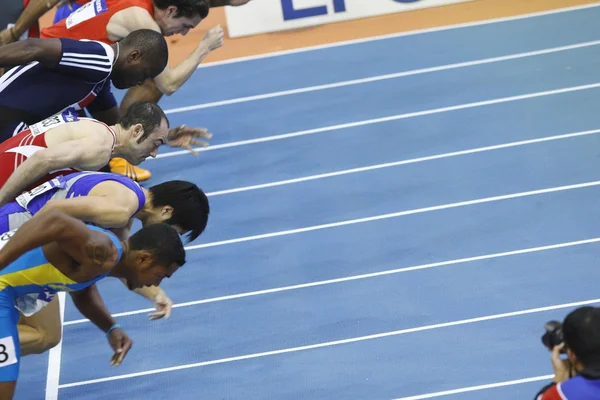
[133, 189, 153, 222]
[111, 124, 127, 158]
[108, 241, 130, 279]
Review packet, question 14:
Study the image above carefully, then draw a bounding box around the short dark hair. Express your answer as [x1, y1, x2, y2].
[120, 29, 168, 77]
[119, 101, 170, 143]
[149, 180, 210, 242]
[153, 0, 209, 18]
[564, 306, 600, 372]
[128, 223, 186, 266]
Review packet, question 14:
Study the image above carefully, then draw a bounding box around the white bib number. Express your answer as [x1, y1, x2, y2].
[29, 110, 79, 137]
[0, 230, 16, 251]
[15, 177, 66, 210]
[66, 0, 108, 29]
[0, 336, 17, 368]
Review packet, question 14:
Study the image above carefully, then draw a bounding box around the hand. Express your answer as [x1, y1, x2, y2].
[551, 343, 571, 383]
[202, 25, 224, 51]
[107, 328, 133, 366]
[149, 289, 173, 320]
[0, 28, 15, 46]
[228, 0, 252, 5]
[167, 125, 213, 155]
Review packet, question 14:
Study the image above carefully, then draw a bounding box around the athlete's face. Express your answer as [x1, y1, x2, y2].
[155, 7, 203, 37]
[126, 253, 180, 289]
[112, 50, 157, 89]
[127, 119, 170, 164]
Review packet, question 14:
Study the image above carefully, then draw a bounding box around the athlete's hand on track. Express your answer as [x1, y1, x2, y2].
[202, 25, 224, 51]
[149, 289, 173, 320]
[107, 328, 133, 366]
[167, 125, 213, 155]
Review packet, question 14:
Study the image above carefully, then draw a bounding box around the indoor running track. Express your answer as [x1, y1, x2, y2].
[17, 4, 600, 400]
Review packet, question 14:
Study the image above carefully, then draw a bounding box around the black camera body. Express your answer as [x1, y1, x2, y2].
[542, 320, 565, 352]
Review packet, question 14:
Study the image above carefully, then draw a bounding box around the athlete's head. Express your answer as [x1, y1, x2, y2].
[153, 0, 209, 36]
[112, 29, 169, 89]
[141, 180, 210, 242]
[118, 101, 170, 164]
[120, 223, 186, 290]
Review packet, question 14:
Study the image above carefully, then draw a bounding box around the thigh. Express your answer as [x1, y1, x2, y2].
[17, 295, 61, 335]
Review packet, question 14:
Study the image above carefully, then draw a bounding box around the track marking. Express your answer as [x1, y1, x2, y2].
[154, 82, 600, 159]
[168, 40, 600, 114]
[45, 292, 66, 400]
[186, 180, 600, 250]
[204, 129, 600, 197]
[58, 298, 600, 388]
[391, 375, 554, 400]
[196, 3, 600, 68]
[62, 237, 600, 326]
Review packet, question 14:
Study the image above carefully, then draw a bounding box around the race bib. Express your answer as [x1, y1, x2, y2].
[66, 0, 108, 29]
[15, 177, 67, 210]
[0, 336, 17, 368]
[15, 289, 57, 317]
[0, 230, 16, 251]
[29, 109, 79, 137]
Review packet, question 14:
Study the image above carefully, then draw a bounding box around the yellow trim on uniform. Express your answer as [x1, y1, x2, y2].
[0, 263, 77, 292]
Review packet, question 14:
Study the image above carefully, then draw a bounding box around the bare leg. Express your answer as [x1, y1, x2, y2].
[0, 382, 16, 400]
[17, 296, 61, 356]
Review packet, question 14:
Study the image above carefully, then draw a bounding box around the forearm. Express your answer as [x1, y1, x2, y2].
[70, 285, 116, 333]
[156, 43, 211, 95]
[11, 0, 63, 40]
[0, 39, 44, 66]
[0, 159, 48, 206]
[0, 210, 77, 270]
[40, 199, 132, 228]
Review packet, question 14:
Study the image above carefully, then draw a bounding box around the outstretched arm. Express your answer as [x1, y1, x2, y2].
[107, 8, 223, 96]
[0, 38, 62, 68]
[0, 0, 63, 45]
[71, 284, 133, 366]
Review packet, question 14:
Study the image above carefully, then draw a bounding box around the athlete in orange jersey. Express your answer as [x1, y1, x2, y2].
[42, 0, 251, 181]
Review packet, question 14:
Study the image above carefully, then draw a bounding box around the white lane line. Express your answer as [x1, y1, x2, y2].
[153, 82, 600, 159]
[169, 40, 600, 114]
[185, 180, 600, 250]
[45, 292, 66, 400]
[196, 3, 600, 68]
[391, 374, 554, 400]
[62, 237, 600, 326]
[58, 298, 600, 389]
[204, 129, 600, 197]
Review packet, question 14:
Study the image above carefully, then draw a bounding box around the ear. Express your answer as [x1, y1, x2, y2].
[127, 49, 142, 63]
[132, 123, 144, 139]
[161, 205, 174, 219]
[166, 5, 178, 17]
[136, 250, 154, 269]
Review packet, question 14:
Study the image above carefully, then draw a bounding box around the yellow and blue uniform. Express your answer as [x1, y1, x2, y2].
[0, 225, 122, 381]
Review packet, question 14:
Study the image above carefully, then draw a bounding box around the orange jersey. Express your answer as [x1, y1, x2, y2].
[41, 0, 155, 44]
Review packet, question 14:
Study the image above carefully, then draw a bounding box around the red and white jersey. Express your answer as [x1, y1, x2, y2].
[0, 111, 116, 193]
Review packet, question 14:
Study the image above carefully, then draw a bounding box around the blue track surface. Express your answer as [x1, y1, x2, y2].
[16, 5, 600, 399]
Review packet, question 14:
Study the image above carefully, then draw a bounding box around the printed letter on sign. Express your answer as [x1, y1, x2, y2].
[281, 0, 327, 20]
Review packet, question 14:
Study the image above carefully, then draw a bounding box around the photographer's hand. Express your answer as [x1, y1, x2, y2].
[551, 343, 571, 383]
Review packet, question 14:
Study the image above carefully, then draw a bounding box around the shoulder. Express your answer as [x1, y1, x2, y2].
[83, 225, 122, 271]
[110, 6, 161, 33]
